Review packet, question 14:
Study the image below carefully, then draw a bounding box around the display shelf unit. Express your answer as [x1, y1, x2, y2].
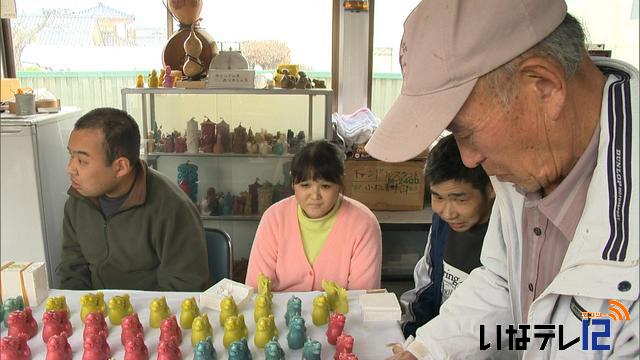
[121, 87, 333, 153]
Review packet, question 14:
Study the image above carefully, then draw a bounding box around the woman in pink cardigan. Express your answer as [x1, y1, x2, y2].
[246, 140, 382, 292]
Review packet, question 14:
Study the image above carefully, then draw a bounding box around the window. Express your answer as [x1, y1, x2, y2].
[567, 0, 639, 68]
[11, 0, 168, 110]
[370, 0, 420, 119]
[199, 0, 332, 81]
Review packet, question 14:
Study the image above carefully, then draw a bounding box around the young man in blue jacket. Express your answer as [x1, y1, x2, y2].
[400, 134, 494, 338]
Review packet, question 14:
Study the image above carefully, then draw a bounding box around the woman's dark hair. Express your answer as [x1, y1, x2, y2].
[291, 140, 345, 186]
[426, 134, 490, 195]
[74, 107, 140, 166]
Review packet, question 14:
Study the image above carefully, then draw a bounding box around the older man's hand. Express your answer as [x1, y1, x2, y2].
[385, 343, 419, 360]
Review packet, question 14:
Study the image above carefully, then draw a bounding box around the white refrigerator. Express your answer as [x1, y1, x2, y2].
[1, 107, 82, 288]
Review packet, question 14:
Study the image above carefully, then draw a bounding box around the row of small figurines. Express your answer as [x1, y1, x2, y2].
[0, 277, 358, 359]
[135, 65, 182, 89]
[277, 70, 327, 90]
[147, 120, 307, 156]
[199, 181, 293, 217]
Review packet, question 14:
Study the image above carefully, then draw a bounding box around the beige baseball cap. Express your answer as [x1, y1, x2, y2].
[365, 0, 567, 162]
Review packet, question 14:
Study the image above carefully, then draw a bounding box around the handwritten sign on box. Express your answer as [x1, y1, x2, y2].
[343, 160, 425, 210]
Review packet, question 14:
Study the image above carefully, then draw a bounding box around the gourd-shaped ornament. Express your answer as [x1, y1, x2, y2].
[183, 22, 205, 79]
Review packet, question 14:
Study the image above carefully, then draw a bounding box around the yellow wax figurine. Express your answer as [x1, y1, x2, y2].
[254, 314, 278, 348]
[254, 294, 272, 323]
[335, 287, 349, 314]
[80, 291, 107, 323]
[180, 297, 200, 329]
[191, 313, 213, 347]
[108, 294, 133, 325]
[258, 272, 273, 301]
[149, 69, 159, 88]
[159, 68, 166, 84]
[149, 296, 172, 328]
[312, 294, 330, 325]
[238, 313, 249, 338]
[135, 74, 144, 88]
[322, 279, 339, 312]
[219, 296, 238, 326]
[223, 315, 244, 349]
[45, 296, 69, 313]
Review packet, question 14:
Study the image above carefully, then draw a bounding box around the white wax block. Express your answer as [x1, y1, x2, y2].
[1, 261, 31, 301]
[363, 309, 402, 322]
[0, 261, 15, 301]
[199, 278, 252, 311]
[359, 292, 401, 311]
[22, 262, 48, 307]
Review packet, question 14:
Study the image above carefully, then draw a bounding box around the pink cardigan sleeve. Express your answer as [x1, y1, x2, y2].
[346, 208, 383, 290]
[245, 206, 279, 290]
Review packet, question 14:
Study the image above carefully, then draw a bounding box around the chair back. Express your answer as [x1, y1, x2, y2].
[204, 227, 233, 283]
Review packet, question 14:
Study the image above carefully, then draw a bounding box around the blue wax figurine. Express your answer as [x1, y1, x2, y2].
[303, 337, 322, 360]
[223, 191, 233, 215]
[2, 296, 24, 327]
[228, 338, 252, 360]
[177, 161, 199, 202]
[193, 335, 217, 360]
[285, 296, 302, 327]
[287, 315, 306, 350]
[264, 337, 285, 360]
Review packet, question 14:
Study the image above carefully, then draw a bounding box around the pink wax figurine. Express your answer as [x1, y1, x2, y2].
[42, 310, 73, 343]
[213, 133, 224, 153]
[157, 337, 182, 360]
[199, 117, 216, 153]
[0, 336, 31, 360]
[334, 333, 354, 360]
[121, 313, 144, 346]
[159, 315, 182, 345]
[7, 308, 38, 339]
[326, 312, 346, 345]
[82, 333, 111, 360]
[175, 135, 187, 153]
[124, 333, 148, 360]
[45, 334, 72, 360]
[162, 65, 173, 88]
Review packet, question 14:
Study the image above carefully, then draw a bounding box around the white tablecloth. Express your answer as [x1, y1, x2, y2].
[1, 289, 404, 359]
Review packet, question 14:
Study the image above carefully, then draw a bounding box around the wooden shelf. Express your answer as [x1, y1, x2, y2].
[373, 206, 433, 224]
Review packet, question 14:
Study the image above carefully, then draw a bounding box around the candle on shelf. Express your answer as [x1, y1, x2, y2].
[186, 118, 200, 154]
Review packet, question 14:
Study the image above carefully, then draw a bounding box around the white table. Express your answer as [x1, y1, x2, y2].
[1, 289, 403, 359]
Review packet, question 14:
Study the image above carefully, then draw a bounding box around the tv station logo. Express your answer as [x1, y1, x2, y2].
[479, 300, 630, 351]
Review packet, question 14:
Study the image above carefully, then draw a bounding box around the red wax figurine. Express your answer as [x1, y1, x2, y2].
[82, 333, 111, 360]
[124, 332, 149, 360]
[338, 353, 359, 360]
[45, 334, 73, 360]
[159, 315, 182, 345]
[42, 310, 73, 343]
[334, 333, 354, 360]
[83, 312, 109, 341]
[157, 337, 182, 360]
[326, 312, 346, 345]
[121, 313, 144, 346]
[8, 308, 38, 339]
[0, 336, 31, 360]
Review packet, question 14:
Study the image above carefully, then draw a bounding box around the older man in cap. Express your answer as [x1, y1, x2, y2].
[368, 0, 639, 359]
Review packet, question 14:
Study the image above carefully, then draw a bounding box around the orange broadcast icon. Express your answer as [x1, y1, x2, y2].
[607, 300, 630, 321]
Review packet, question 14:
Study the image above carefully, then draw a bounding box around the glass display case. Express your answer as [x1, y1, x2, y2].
[121, 87, 333, 264]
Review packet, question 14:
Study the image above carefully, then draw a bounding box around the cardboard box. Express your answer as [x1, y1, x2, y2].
[343, 159, 425, 211]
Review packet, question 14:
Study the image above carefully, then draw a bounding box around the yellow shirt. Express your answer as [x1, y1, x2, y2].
[297, 195, 342, 264]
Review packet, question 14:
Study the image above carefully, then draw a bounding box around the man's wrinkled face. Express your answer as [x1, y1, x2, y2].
[449, 81, 558, 194]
